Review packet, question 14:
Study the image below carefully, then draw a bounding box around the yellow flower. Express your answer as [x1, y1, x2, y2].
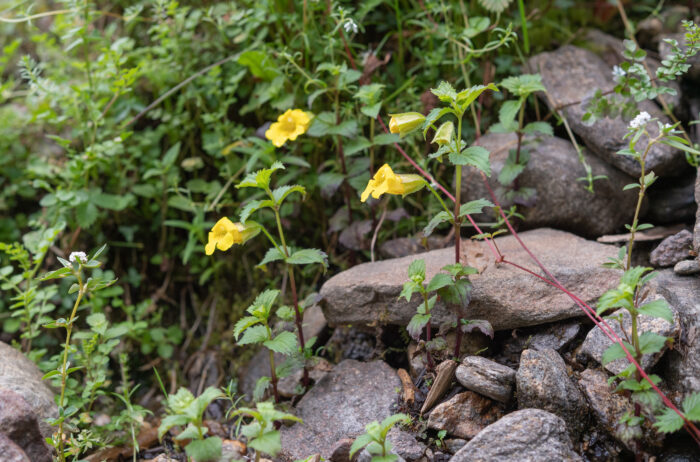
[361, 164, 427, 202]
[389, 112, 425, 137]
[265, 109, 313, 148]
[205, 218, 260, 255]
[432, 121, 454, 145]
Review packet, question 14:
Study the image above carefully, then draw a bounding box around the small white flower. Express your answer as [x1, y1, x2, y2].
[663, 122, 674, 130]
[343, 18, 359, 34]
[629, 111, 651, 129]
[69, 251, 88, 264]
[612, 65, 626, 79]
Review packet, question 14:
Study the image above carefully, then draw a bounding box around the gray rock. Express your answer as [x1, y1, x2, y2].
[498, 321, 583, 368]
[278, 358, 333, 398]
[380, 236, 450, 259]
[579, 300, 678, 375]
[450, 409, 582, 462]
[674, 259, 700, 275]
[652, 271, 700, 394]
[455, 356, 516, 403]
[461, 133, 638, 237]
[516, 349, 589, 439]
[280, 360, 400, 460]
[320, 229, 621, 331]
[528, 46, 684, 177]
[444, 438, 467, 454]
[650, 229, 694, 267]
[0, 389, 52, 462]
[578, 368, 634, 447]
[385, 427, 426, 461]
[0, 342, 57, 439]
[0, 433, 30, 462]
[427, 391, 504, 440]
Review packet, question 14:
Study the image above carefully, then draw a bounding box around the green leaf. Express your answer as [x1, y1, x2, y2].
[240, 199, 274, 223]
[399, 280, 421, 302]
[459, 199, 493, 217]
[158, 414, 190, 440]
[426, 273, 452, 292]
[407, 259, 426, 280]
[237, 325, 269, 346]
[92, 192, 134, 211]
[654, 407, 685, 433]
[253, 376, 271, 402]
[478, 0, 513, 13]
[407, 313, 431, 340]
[638, 332, 668, 355]
[249, 430, 282, 457]
[185, 437, 222, 462]
[258, 247, 286, 267]
[602, 341, 633, 365]
[500, 74, 545, 96]
[423, 211, 453, 237]
[637, 299, 673, 323]
[238, 50, 279, 81]
[430, 81, 457, 103]
[349, 433, 375, 458]
[380, 413, 411, 438]
[272, 185, 305, 206]
[237, 162, 285, 190]
[498, 99, 521, 127]
[286, 248, 328, 268]
[521, 121, 553, 136]
[233, 316, 261, 340]
[264, 331, 298, 355]
[683, 392, 700, 421]
[456, 83, 499, 111]
[422, 107, 454, 137]
[449, 146, 492, 176]
[40, 267, 72, 281]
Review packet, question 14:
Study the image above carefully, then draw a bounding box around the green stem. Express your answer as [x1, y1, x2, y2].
[57, 272, 84, 462]
[266, 322, 280, 403]
[517, 0, 529, 54]
[425, 183, 452, 217]
[626, 135, 658, 270]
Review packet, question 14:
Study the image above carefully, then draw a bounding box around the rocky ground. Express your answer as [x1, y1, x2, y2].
[2, 25, 700, 462]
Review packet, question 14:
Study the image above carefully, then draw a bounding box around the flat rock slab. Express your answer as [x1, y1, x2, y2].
[320, 228, 620, 331]
[579, 299, 678, 375]
[450, 409, 582, 462]
[462, 133, 638, 237]
[427, 391, 504, 439]
[0, 342, 57, 439]
[516, 349, 589, 439]
[279, 359, 400, 460]
[528, 45, 684, 177]
[455, 356, 516, 403]
[652, 270, 700, 394]
[650, 229, 694, 267]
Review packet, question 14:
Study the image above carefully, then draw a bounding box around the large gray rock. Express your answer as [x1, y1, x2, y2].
[320, 228, 621, 331]
[0, 389, 52, 462]
[650, 229, 694, 267]
[652, 271, 700, 394]
[450, 409, 582, 462]
[462, 133, 638, 237]
[528, 45, 684, 177]
[516, 349, 589, 439]
[455, 356, 516, 403]
[579, 299, 679, 375]
[0, 342, 57, 439]
[280, 360, 400, 460]
[427, 391, 504, 439]
[647, 172, 698, 224]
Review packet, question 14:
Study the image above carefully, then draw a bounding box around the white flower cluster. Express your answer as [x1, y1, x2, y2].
[69, 251, 88, 264]
[343, 18, 359, 34]
[629, 111, 651, 129]
[612, 65, 626, 79]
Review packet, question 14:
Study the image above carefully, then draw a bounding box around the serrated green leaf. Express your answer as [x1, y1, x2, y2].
[478, 0, 513, 14]
[185, 437, 222, 462]
[602, 341, 633, 365]
[407, 313, 431, 340]
[449, 146, 491, 176]
[286, 248, 328, 268]
[233, 316, 262, 340]
[654, 407, 685, 433]
[522, 121, 553, 135]
[258, 247, 286, 267]
[498, 99, 521, 127]
[426, 273, 452, 292]
[249, 430, 282, 457]
[407, 259, 426, 280]
[456, 83, 499, 111]
[638, 332, 668, 355]
[237, 325, 269, 345]
[423, 211, 453, 237]
[637, 299, 673, 323]
[264, 331, 298, 355]
[459, 199, 493, 217]
[431, 81, 457, 102]
[683, 392, 700, 421]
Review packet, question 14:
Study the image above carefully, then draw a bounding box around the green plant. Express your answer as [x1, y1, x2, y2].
[230, 401, 301, 461]
[158, 386, 224, 462]
[234, 289, 299, 403]
[349, 413, 411, 462]
[112, 353, 152, 462]
[40, 244, 116, 461]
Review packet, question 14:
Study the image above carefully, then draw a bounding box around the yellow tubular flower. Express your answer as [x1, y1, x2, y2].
[205, 218, 261, 255]
[388, 112, 426, 137]
[360, 164, 427, 202]
[265, 109, 313, 148]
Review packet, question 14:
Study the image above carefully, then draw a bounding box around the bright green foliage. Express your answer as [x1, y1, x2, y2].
[654, 392, 700, 433]
[158, 387, 224, 462]
[349, 414, 411, 462]
[230, 402, 301, 458]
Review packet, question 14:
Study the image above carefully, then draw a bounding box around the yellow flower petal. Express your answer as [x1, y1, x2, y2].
[265, 109, 313, 148]
[205, 236, 217, 256]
